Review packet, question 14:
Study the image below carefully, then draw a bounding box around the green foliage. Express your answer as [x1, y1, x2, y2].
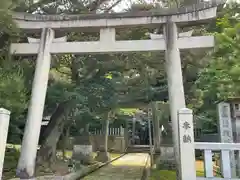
[192, 6, 240, 132]
[0, 64, 27, 113]
[0, 57, 29, 142]
[0, 0, 20, 44]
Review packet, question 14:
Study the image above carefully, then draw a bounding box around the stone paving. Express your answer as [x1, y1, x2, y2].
[82, 153, 150, 180]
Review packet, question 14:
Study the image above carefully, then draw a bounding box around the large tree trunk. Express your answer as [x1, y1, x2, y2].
[37, 100, 73, 165]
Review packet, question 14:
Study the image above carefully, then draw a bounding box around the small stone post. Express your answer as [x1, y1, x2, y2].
[178, 108, 196, 180]
[0, 108, 11, 180]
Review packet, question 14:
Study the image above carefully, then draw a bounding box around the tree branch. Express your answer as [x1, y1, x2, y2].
[104, 0, 123, 12]
[87, 0, 109, 12]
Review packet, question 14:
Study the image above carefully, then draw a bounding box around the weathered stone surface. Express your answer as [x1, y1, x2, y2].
[73, 145, 93, 155]
[160, 146, 174, 159]
[72, 145, 95, 165]
[156, 146, 176, 170]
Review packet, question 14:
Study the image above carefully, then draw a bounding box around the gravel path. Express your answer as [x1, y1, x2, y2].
[82, 153, 150, 180]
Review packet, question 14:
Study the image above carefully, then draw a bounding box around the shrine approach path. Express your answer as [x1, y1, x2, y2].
[82, 153, 150, 180]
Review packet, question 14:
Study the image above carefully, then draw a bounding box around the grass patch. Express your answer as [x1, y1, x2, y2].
[150, 160, 221, 180]
[150, 170, 205, 180]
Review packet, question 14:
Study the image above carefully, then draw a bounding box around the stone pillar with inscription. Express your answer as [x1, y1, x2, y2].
[217, 102, 236, 177]
[178, 108, 196, 180]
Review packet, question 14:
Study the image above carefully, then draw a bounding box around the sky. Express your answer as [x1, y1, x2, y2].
[112, 0, 155, 12]
[112, 0, 131, 12]
[113, 0, 240, 12]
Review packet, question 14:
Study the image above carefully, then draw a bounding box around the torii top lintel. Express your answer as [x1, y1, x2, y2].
[12, 1, 224, 31]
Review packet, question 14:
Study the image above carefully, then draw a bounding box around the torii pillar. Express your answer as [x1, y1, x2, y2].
[16, 32, 67, 178]
[150, 23, 187, 177]
[164, 22, 186, 178]
[149, 30, 193, 155]
[16, 28, 54, 178]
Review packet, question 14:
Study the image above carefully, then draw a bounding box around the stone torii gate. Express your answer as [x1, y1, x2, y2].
[10, 2, 222, 178]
